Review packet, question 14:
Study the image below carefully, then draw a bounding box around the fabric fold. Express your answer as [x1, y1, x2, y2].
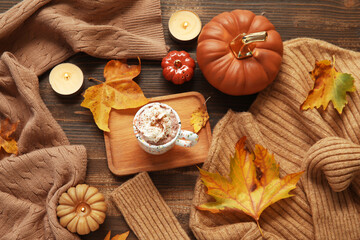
[0, 0, 168, 76]
[0, 145, 87, 240]
[0, 50, 88, 240]
[0, 0, 168, 239]
[303, 137, 360, 239]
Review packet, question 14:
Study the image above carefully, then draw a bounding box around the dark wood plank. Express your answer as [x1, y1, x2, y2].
[1, 0, 360, 239]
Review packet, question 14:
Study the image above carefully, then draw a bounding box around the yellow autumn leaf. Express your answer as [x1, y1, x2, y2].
[190, 104, 209, 133]
[81, 59, 149, 132]
[300, 56, 355, 114]
[197, 136, 303, 236]
[0, 118, 19, 155]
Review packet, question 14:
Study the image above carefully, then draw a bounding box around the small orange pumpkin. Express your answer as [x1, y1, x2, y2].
[161, 51, 195, 84]
[197, 10, 283, 95]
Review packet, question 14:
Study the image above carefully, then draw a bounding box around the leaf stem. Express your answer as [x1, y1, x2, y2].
[88, 77, 103, 84]
[256, 220, 264, 239]
[201, 96, 211, 109]
[204, 96, 211, 104]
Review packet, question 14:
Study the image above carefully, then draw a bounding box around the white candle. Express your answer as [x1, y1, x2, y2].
[49, 63, 84, 96]
[168, 10, 202, 42]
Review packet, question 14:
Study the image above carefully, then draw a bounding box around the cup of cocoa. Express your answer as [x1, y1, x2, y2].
[133, 102, 199, 155]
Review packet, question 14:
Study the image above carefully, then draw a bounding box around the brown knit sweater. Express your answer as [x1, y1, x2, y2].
[0, 0, 167, 239]
[112, 38, 360, 240]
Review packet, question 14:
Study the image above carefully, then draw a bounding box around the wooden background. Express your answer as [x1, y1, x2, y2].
[1, 0, 360, 239]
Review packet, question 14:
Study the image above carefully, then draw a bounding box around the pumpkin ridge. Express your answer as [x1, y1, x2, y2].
[245, 11, 257, 34]
[213, 12, 240, 39]
[204, 53, 234, 80]
[230, 10, 256, 36]
[248, 15, 275, 33]
[244, 57, 269, 93]
[212, 12, 232, 35]
[253, 30, 283, 54]
[253, 48, 283, 82]
[198, 39, 229, 53]
[232, 57, 247, 93]
[203, 44, 232, 65]
[222, 57, 245, 92]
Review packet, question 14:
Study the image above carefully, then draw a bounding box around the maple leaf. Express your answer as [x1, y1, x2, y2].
[104, 231, 130, 240]
[197, 136, 303, 236]
[0, 118, 19, 155]
[300, 56, 355, 114]
[81, 58, 149, 132]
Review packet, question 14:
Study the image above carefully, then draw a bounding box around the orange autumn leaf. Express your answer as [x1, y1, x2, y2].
[197, 136, 303, 236]
[300, 56, 355, 114]
[104, 59, 141, 82]
[104, 231, 130, 240]
[81, 58, 149, 132]
[0, 118, 19, 155]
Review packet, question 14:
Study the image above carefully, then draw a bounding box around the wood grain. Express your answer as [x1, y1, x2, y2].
[0, 0, 359, 239]
[105, 92, 211, 176]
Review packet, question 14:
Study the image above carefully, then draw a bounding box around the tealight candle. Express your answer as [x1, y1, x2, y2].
[168, 10, 202, 42]
[49, 63, 84, 96]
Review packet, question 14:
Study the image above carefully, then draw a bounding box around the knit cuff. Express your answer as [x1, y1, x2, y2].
[122, 0, 169, 60]
[303, 137, 360, 239]
[111, 172, 190, 240]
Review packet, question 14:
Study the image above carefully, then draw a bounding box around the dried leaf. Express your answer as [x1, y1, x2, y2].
[300, 56, 355, 114]
[81, 59, 149, 132]
[104, 231, 130, 240]
[104, 59, 141, 82]
[0, 118, 19, 155]
[190, 104, 209, 133]
[111, 231, 130, 240]
[104, 231, 111, 240]
[197, 136, 303, 236]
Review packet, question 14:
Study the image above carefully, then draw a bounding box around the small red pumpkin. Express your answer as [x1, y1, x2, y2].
[197, 10, 283, 95]
[161, 51, 195, 84]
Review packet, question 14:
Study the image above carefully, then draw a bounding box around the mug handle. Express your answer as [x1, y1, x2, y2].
[175, 130, 199, 147]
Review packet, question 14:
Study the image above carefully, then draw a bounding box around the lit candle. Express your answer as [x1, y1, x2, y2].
[168, 10, 202, 42]
[49, 63, 84, 96]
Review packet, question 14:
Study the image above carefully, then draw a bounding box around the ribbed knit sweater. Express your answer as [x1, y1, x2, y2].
[112, 39, 360, 240]
[0, 0, 167, 239]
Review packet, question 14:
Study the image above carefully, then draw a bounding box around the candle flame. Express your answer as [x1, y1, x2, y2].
[183, 21, 189, 29]
[64, 72, 71, 80]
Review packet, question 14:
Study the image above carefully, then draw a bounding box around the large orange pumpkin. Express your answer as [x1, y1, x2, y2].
[197, 10, 283, 95]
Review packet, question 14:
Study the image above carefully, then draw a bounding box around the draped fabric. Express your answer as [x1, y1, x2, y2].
[0, 0, 167, 239]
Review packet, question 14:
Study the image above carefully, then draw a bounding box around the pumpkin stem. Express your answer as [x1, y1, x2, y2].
[174, 59, 182, 68]
[229, 31, 268, 59]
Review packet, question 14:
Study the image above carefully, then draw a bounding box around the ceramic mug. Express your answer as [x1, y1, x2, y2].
[133, 102, 199, 155]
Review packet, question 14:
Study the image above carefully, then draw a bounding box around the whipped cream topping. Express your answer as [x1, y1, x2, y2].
[134, 104, 179, 145]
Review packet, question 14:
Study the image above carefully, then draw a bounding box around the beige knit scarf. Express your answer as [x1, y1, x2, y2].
[0, 0, 167, 239]
[192, 38, 360, 239]
[112, 38, 360, 240]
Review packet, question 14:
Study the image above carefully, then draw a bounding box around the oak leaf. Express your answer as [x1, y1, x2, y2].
[104, 231, 129, 240]
[81, 58, 149, 131]
[190, 102, 209, 133]
[0, 118, 19, 155]
[197, 136, 303, 236]
[300, 56, 355, 114]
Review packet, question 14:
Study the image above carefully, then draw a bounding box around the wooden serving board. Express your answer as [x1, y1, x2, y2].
[104, 91, 212, 176]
